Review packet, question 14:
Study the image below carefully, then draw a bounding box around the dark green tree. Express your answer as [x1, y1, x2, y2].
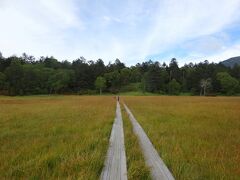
[168, 79, 181, 95]
[104, 70, 121, 93]
[144, 63, 161, 93]
[5, 60, 24, 95]
[168, 58, 181, 82]
[120, 68, 131, 85]
[95, 76, 106, 95]
[140, 73, 147, 93]
[129, 66, 141, 82]
[0, 72, 6, 90]
[22, 65, 42, 94]
[44, 56, 61, 69]
[217, 72, 239, 95]
[48, 69, 74, 94]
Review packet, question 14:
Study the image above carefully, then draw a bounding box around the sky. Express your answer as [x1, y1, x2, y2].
[0, 0, 240, 66]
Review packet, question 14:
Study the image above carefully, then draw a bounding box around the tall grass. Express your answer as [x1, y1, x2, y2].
[0, 96, 115, 179]
[123, 96, 240, 179]
[121, 108, 151, 180]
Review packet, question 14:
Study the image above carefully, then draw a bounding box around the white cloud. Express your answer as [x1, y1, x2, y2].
[174, 42, 240, 66]
[142, 0, 240, 58]
[0, 0, 240, 64]
[0, 0, 83, 58]
[202, 43, 240, 62]
[182, 35, 227, 54]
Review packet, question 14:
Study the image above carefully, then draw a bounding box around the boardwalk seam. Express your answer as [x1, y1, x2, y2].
[100, 101, 127, 180]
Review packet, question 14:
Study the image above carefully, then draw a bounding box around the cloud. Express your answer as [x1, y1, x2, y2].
[171, 41, 240, 66]
[0, 0, 240, 64]
[142, 0, 240, 57]
[0, 0, 83, 58]
[182, 34, 229, 55]
[198, 42, 240, 62]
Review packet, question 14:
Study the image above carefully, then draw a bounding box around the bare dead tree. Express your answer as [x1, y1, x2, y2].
[200, 78, 211, 96]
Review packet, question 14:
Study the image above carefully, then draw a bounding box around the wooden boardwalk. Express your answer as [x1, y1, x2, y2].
[124, 103, 175, 180]
[101, 101, 127, 180]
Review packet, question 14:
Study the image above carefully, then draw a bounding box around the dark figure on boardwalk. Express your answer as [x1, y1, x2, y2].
[117, 96, 120, 102]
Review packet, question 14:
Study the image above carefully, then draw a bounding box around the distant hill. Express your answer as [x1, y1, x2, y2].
[220, 56, 240, 68]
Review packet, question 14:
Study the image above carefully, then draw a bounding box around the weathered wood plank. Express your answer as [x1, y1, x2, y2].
[101, 101, 127, 180]
[123, 103, 174, 180]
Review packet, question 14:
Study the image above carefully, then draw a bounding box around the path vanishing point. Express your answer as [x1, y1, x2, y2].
[101, 99, 174, 180]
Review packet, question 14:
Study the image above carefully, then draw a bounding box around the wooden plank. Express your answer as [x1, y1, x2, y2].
[123, 103, 175, 180]
[101, 101, 127, 180]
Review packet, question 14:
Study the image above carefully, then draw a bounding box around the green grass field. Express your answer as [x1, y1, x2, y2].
[0, 96, 115, 179]
[123, 96, 240, 179]
[1, 95, 239, 179]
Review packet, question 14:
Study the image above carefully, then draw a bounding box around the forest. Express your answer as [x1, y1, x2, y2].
[0, 52, 239, 96]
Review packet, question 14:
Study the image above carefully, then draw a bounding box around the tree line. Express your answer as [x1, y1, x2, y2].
[0, 52, 239, 96]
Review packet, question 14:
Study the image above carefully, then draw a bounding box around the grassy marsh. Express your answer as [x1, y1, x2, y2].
[0, 96, 115, 179]
[123, 96, 240, 179]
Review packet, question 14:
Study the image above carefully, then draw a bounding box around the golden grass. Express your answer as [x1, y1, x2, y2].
[0, 96, 115, 179]
[123, 96, 240, 179]
[122, 108, 151, 180]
